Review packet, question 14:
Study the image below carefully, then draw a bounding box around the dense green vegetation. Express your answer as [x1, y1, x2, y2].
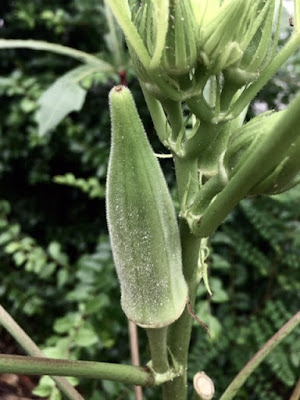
[0, 1, 299, 399]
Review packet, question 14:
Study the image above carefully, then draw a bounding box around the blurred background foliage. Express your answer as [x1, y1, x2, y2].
[0, 1, 299, 399]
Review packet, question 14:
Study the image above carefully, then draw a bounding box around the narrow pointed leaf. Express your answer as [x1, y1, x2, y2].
[36, 65, 96, 136]
[150, 0, 169, 69]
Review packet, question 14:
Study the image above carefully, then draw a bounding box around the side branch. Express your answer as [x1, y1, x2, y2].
[0, 305, 84, 400]
[0, 354, 155, 387]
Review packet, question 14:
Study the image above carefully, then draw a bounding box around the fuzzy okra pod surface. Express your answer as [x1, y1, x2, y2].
[107, 85, 188, 329]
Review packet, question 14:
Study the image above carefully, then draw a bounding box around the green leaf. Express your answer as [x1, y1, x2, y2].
[65, 376, 79, 386]
[48, 241, 61, 258]
[54, 313, 79, 333]
[5, 241, 21, 253]
[57, 268, 69, 287]
[36, 65, 96, 136]
[210, 278, 229, 303]
[48, 241, 68, 267]
[43, 340, 69, 359]
[53, 173, 105, 199]
[85, 294, 110, 314]
[50, 386, 62, 400]
[74, 325, 99, 347]
[0, 232, 13, 245]
[211, 253, 231, 270]
[32, 376, 54, 397]
[13, 251, 27, 266]
[208, 315, 222, 341]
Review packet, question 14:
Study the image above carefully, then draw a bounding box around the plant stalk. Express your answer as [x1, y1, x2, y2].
[161, 99, 183, 142]
[174, 156, 199, 210]
[129, 320, 143, 400]
[0, 354, 154, 386]
[140, 84, 172, 145]
[146, 328, 169, 373]
[289, 378, 300, 400]
[162, 219, 201, 400]
[220, 310, 300, 400]
[0, 305, 84, 400]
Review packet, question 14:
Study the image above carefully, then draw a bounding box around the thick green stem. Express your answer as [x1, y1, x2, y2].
[0, 305, 84, 400]
[183, 122, 222, 161]
[174, 156, 199, 209]
[186, 95, 214, 123]
[220, 310, 300, 400]
[162, 220, 201, 400]
[0, 354, 154, 386]
[146, 328, 169, 373]
[134, 154, 199, 400]
[188, 174, 225, 218]
[162, 156, 201, 400]
[161, 99, 183, 142]
[220, 80, 241, 112]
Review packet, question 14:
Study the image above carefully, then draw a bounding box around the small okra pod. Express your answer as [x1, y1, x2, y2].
[107, 85, 188, 329]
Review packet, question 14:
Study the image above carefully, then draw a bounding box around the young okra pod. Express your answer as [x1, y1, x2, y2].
[107, 85, 188, 329]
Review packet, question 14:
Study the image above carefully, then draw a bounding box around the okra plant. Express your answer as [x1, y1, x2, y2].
[0, 0, 300, 399]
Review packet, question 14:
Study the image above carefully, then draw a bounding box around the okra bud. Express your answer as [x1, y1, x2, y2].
[224, 110, 300, 195]
[162, 0, 197, 76]
[107, 85, 188, 328]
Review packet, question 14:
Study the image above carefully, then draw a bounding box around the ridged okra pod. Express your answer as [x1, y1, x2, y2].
[107, 85, 188, 328]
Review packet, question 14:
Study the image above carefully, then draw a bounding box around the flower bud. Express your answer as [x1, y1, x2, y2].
[162, 0, 197, 76]
[198, 0, 277, 76]
[130, 0, 179, 100]
[249, 136, 300, 195]
[224, 111, 279, 174]
[129, 0, 201, 101]
[224, 0, 279, 86]
[224, 110, 300, 195]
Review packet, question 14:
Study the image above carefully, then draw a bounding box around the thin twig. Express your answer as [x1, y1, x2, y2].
[128, 320, 143, 400]
[289, 378, 300, 400]
[186, 300, 210, 337]
[220, 310, 300, 400]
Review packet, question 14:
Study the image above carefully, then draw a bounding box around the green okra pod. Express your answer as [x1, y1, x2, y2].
[107, 85, 188, 328]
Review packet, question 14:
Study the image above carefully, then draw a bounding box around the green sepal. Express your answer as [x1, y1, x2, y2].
[162, 0, 197, 76]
